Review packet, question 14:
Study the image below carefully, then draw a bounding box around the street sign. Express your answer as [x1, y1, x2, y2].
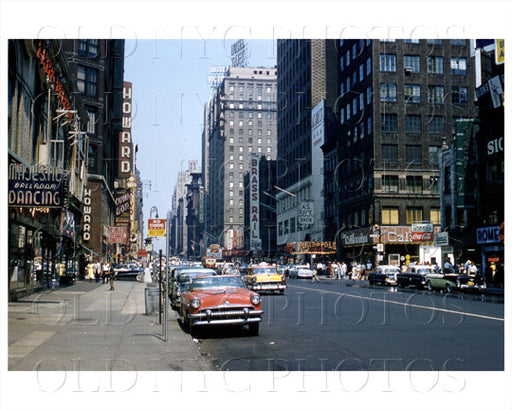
[148, 218, 166, 237]
[434, 232, 449, 246]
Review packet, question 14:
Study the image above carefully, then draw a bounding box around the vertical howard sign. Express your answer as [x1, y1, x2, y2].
[119, 82, 133, 179]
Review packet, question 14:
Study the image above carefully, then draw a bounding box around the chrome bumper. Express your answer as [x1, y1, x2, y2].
[250, 283, 286, 291]
[189, 309, 263, 326]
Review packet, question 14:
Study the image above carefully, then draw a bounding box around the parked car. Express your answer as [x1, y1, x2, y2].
[397, 265, 435, 289]
[289, 268, 314, 279]
[170, 268, 216, 309]
[368, 265, 401, 286]
[425, 271, 485, 293]
[179, 274, 263, 336]
[242, 263, 287, 294]
[114, 263, 144, 281]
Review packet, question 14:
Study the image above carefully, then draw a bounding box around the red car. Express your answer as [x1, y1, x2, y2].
[180, 275, 263, 336]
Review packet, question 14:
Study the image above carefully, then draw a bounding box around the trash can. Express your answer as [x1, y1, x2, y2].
[145, 284, 160, 315]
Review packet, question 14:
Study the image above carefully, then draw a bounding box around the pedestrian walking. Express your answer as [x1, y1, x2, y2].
[311, 268, 320, 283]
[341, 262, 347, 279]
[102, 261, 109, 284]
[95, 260, 101, 283]
[109, 264, 115, 291]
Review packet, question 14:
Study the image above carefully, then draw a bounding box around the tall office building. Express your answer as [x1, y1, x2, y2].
[205, 66, 277, 251]
[276, 40, 339, 254]
[336, 39, 476, 266]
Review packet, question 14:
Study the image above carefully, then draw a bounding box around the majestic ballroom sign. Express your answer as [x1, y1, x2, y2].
[8, 163, 66, 208]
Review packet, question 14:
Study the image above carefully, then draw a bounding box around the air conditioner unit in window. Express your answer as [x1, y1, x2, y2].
[405, 67, 413, 75]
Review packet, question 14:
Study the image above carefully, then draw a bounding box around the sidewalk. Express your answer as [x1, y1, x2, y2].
[8, 280, 212, 371]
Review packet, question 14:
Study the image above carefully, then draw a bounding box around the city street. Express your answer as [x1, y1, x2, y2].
[9, 278, 503, 372]
[192, 278, 504, 371]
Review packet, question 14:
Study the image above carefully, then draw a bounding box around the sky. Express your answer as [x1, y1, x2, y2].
[123, 39, 277, 248]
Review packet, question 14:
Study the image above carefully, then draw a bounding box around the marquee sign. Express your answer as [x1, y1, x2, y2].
[8, 163, 66, 208]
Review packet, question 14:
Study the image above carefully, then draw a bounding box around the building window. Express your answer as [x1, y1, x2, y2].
[451, 86, 468, 104]
[380, 83, 397, 102]
[427, 39, 443, 45]
[406, 145, 422, 165]
[427, 57, 444, 74]
[381, 114, 398, 133]
[404, 55, 420, 73]
[381, 144, 398, 164]
[450, 58, 467, 75]
[367, 117, 372, 135]
[406, 176, 423, 193]
[429, 146, 441, 167]
[430, 208, 441, 224]
[428, 116, 445, 134]
[450, 39, 466, 46]
[380, 54, 397, 72]
[366, 57, 371, 75]
[404, 39, 420, 44]
[382, 175, 398, 192]
[359, 64, 364, 81]
[86, 108, 97, 135]
[367, 87, 372, 104]
[382, 207, 399, 225]
[78, 40, 99, 57]
[77, 66, 98, 97]
[405, 115, 422, 134]
[404, 84, 421, 103]
[428, 86, 445, 104]
[406, 207, 423, 224]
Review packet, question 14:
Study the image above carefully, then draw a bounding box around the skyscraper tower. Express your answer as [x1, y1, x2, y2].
[204, 66, 277, 250]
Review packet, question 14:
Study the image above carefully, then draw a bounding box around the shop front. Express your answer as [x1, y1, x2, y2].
[340, 225, 443, 269]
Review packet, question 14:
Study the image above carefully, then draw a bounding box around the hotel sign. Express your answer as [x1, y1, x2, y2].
[8, 163, 66, 208]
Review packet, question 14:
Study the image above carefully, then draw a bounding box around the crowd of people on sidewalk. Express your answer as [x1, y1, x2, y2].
[307, 260, 373, 282]
[86, 260, 115, 290]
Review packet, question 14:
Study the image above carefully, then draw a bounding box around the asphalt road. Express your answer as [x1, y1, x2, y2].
[190, 279, 504, 371]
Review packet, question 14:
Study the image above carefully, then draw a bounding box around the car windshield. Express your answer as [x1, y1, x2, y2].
[251, 267, 277, 275]
[417, 269, 430, 274]
[191, 276, 245, 290]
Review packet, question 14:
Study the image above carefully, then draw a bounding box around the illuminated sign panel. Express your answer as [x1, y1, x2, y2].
[119, 82, 133, 179]
[8, 164, 66, 208]
[249, 154, 261, 251]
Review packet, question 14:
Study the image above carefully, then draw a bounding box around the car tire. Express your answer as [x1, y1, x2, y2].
[248, 322, 259, 336]
[446, 284, 452, 293]
[369, 279, 374, 286]
[427, 281, 433, 291]
[398, 281, 404, 289]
